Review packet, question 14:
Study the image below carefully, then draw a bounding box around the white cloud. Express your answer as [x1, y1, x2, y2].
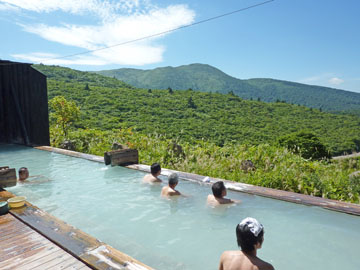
[0, 3, 19, 11]
[0, 0, 141, 19]
[297, 74, 347, 89]
[297, 73, 332, 84]
[13, 43, 165, 66]
[328, 77, 344, 85]
[2, 0, 195, 66]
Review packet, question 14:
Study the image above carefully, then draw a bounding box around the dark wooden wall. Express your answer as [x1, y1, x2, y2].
[0, 60, 50, 146]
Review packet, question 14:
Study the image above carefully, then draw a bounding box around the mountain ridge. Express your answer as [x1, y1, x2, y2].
[96, 63, 360, 113]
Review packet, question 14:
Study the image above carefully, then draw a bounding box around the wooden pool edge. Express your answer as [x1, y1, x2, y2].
[35, 145, 360, 216]
[0, 190, 154, 270]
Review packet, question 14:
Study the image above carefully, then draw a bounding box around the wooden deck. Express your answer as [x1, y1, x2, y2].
[0, 214, 92, 270]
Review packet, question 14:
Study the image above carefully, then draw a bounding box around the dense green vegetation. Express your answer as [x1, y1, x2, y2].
[278, 131, 331, 160]
[96, 63, 360, 113]
[33, 64, 360, 156]
[32, 64, 360, 203]
[35, 64, 131, 88]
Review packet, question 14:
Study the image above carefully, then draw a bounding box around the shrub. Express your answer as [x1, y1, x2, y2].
[278, 131, 331, 160]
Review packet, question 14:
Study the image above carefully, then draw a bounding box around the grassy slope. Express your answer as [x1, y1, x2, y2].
[34, 64, 360, 156]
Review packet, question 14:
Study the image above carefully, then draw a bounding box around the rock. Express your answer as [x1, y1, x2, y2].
[60, 140, 76, 151]
[168, 142, 185, 157]
[240, 160, 256, 172]
[112, 142, 128, 150]
[349, 171, 360, 179]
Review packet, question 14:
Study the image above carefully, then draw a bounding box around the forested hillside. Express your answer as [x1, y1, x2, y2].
[34, 64, 360, 156]
[96, 63, 360, 113]
[35, 64, 131, 88]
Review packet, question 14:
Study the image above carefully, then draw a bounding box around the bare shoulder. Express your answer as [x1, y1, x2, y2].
[161, 186, 168, 193]
[221, 250, 241, 258]
[220, 198, 234, 204]
[143, 174, 151, 182]
[207, 194, 220, 206]
[263, 261, 274, 270]
[168, 188, 181, 196]
[257, 258, 274, 270]
[143, 174, 161, 183]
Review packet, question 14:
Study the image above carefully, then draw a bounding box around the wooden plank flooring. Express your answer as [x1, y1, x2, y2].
[0, 214, 92, 270]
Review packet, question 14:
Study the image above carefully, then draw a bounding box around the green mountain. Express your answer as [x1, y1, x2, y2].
[96, 63, 360, 113]
[34, 64, 360, 156]
[35, 64, 131, 88]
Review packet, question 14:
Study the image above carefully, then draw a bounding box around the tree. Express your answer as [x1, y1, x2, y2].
[187, 96, 197, 109]
[84, 83, 90, 90]
[168, 87, 173, 94]
[49, 96, 80, 138]
[148, 89, 152, 93]
[278, 131, 331, 160]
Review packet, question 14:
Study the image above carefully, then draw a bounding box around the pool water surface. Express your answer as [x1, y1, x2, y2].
[1, 145, 360, 270]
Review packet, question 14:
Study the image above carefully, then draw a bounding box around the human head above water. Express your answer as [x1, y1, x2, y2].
[212, 181, 226, 198]
[168, 173, 179, 187]
[236, 217, 264, 253]
[18, 167, 29, 181]
[150, 163, 161, 176]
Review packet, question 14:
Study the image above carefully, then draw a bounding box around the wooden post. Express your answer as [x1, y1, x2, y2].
[104, 149, 139, 166]
[0, 168, 17, 188]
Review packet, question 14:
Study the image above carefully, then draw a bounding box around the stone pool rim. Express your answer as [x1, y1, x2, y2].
[34, 145, 360, 216]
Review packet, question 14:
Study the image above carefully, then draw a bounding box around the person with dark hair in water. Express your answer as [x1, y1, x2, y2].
[207, 181, 240, 206]
[219, 217, 274, 270]
[18, 167, 29, 182]
[17, 167, 49, 184]
[143, 163, 162, 183]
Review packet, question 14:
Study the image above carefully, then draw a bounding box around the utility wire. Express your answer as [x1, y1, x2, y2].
[1, 0, 274, 65]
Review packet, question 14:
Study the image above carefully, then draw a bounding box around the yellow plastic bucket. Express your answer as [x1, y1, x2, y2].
[7, 196, 27, 208]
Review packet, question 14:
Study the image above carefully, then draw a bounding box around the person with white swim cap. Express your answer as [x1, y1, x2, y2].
[218, 217, 274, 270]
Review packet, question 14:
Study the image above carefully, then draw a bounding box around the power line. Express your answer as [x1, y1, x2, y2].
[43, 0, 274, 62]
[1, 0, 274, 65]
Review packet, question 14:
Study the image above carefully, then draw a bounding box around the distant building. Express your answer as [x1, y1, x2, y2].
[0, 60, 49, 146]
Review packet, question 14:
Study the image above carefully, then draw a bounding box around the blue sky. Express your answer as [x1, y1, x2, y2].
[1, 0, 359, 92]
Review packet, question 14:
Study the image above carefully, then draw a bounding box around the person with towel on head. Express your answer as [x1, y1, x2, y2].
[219, 217, 274, 270]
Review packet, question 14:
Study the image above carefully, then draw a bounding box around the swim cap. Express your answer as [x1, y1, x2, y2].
[239, 217, 263, 237]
